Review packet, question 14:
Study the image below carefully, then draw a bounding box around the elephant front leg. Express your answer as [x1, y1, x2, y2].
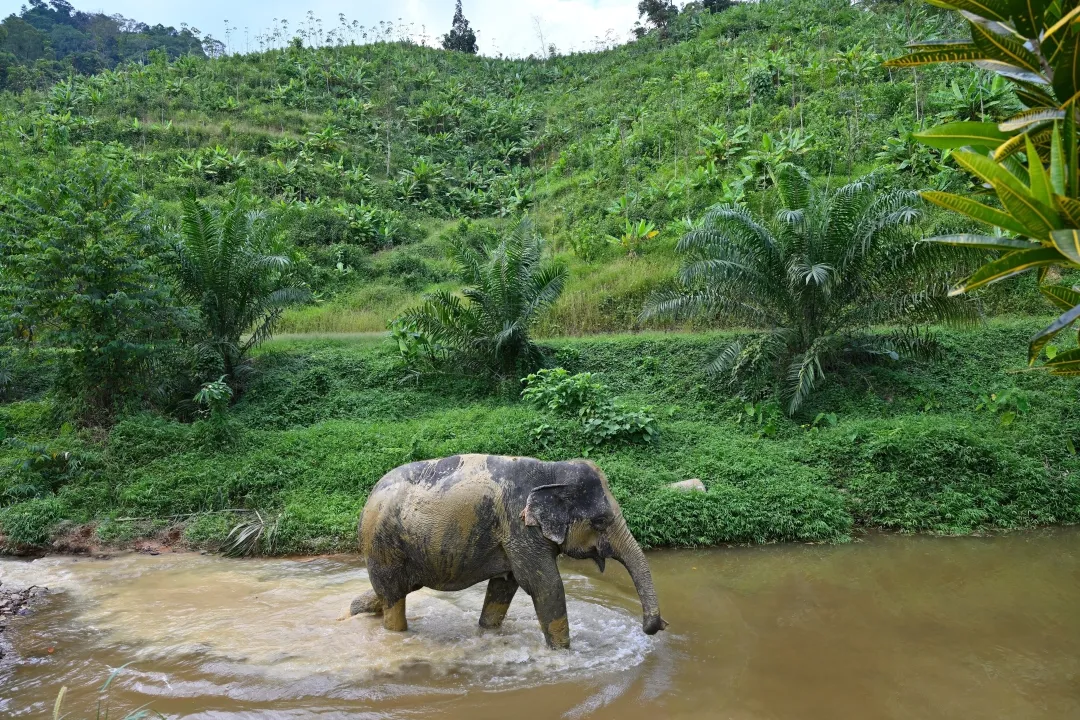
[530, 579, 570, 649]
[479, 575, 518, 629]
[516, 562, 570, 649]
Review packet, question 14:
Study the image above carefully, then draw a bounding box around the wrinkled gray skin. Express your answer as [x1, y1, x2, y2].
[351, 454, 667, 649]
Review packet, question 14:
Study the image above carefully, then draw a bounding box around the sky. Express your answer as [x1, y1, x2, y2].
[1, 0, 646, 57]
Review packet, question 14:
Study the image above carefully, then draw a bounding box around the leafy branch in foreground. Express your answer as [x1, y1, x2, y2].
[397, 218, 567, 380]
[644, 164, 977, 414]
[886, 0, 1080, 376]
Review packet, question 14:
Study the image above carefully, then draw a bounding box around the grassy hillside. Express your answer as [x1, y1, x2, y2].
[0, 0, 1019, 337]
[1, 320, 1078, 552]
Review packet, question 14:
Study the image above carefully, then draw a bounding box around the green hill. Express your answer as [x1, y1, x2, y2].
[1, 0, 1022, 338]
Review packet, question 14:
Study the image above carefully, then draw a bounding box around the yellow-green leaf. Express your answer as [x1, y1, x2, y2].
[1045, 347, 1080, 375]
[1040, 284, 1080, 311]
[1055, 194, 1080, 226]
[921, 192, 1034, 235]
[1012, 0, 1057, 37]
[993, 177, 1062, 236]
[1029, 301, 1080, 363]
[1026, 134, 1053, 205]
[1051, 29, 1080, 101]
[993, 125, 1052, 161]
[1050, 123, 1066, 195]
[1050, 228, 1080, 264]
[970, 22, 1045, 75]
[950, 246, 1064, 294]
[1042, 4, 1080, 43]
[941, 0, 1012, 21]
[952, 150, 1030, 195]
[993, 131, 1031, 160]
[884, 45, 986, 67]
[999, 108, 1066, 132]
[924, 233, 1042, 249]
[914, 121, 1009, 149]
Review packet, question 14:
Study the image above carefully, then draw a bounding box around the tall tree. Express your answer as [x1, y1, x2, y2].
[634, 0, 678, 39]
[0, 146, 176, 419]
[441, 0, 478, 54]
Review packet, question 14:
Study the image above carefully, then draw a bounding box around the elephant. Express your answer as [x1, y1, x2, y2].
[349, 454, 667, 649]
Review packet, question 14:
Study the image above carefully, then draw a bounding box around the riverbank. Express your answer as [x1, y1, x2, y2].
[1, 318, 1079, 554]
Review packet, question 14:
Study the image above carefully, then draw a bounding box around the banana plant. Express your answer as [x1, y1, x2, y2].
[607, 219, 659, 256]
[885, 0, 1080, 376]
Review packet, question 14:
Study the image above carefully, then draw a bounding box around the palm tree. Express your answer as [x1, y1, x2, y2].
[175, 183, 309, 387]
[400, 218, 567, 379]
[644, 165, 976, 414]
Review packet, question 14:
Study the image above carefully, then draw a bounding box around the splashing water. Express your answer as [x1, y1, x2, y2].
[0, 552, 654, 707]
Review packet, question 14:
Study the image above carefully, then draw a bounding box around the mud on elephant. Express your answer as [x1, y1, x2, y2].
[350, 454, 667, 649]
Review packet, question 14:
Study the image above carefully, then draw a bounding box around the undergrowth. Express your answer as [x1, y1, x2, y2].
[1, 319, 1078, 552]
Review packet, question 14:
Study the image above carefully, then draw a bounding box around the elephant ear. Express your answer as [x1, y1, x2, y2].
[522, 483, 572, 544]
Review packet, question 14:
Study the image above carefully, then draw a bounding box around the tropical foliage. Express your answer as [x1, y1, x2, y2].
[174, 183, 309, 387]
[886, 0, 1080, 377]
[0, 145, 175, 418]
[399, 219, 567, 379]
[644, 165, 975, 413]
[3, 0, 1080, 559]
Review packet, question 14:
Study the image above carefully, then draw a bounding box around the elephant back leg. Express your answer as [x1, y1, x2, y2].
[479, 575, 519, 629]
[350, 590, 383, 616]
[366, 554, 423, 632]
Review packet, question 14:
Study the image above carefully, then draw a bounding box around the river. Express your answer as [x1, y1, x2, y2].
[1, 529, 1077, 718]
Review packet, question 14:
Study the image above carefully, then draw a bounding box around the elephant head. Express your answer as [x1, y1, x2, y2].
[521, 461, 668, 636]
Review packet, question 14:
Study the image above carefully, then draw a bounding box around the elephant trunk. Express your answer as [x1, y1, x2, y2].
[606, 515, 667, 636]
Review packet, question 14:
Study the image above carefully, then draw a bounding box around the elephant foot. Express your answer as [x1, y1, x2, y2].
[478, 602, 510, 630]
[542, 616, 571, 650]
[350, 590, 383, 617]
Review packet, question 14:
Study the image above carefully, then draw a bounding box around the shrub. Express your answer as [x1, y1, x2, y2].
[399, 218, 567, 379]
[173, 182, 310, 387]
[521, 367, 660, 446]
[0, 496, 64, 547]
[644, 165, 977, 414]
[623, 478, 852, 547]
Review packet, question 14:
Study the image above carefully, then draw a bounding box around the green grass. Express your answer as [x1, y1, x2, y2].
[277, 283, 422, 334]
[2, 318, 1078, 553]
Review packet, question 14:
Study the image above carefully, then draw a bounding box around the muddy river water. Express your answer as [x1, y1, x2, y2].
[1, 529, 1078, 718]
